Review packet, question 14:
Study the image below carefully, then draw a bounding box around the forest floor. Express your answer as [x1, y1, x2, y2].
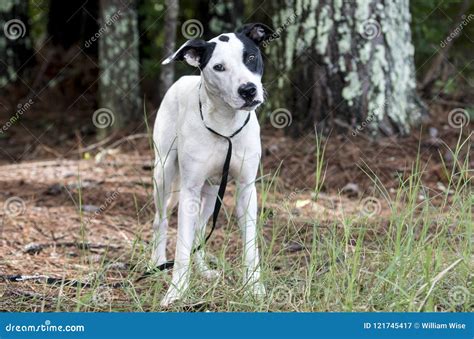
[0, 94, 472, 311]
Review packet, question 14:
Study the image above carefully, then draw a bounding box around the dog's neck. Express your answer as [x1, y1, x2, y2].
[199, 78, 250, 134]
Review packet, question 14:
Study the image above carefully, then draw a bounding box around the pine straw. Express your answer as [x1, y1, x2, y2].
[0, 150, 385, 310]
[0, 103, 471, 311]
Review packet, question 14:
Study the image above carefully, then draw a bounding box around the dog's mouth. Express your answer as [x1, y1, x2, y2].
[240, 100, 262, 110]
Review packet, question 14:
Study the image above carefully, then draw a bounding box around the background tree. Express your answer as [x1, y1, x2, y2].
[208, 0, 244, 36]
[418, 0, 471, 96]
[158, 0, 179, 101]
[266, 0, 428, 136]
[98, 0, 142, 130]
[0, 0, 33, 89]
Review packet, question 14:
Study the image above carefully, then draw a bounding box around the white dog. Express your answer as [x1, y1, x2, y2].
[151, 23, 272, 306]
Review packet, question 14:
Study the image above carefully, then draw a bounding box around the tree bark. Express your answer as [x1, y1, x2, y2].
[158, 0, 179, 101]
[98, 0, 142, 131]
[208, 0, 244, 35]
[268, 0, 427, 136]
[0, 0, 33, 89]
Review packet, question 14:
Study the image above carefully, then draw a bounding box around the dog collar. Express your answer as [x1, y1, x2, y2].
[198, 82, 251, 139]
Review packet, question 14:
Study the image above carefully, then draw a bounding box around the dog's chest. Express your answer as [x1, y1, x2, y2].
[180, 132, 260, 184]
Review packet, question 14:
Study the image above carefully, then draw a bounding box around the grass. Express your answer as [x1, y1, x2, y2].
[0, 131, 472, 312]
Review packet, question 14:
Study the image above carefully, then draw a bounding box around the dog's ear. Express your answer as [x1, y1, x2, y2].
[162, 39, 216, 68]
[236, 23, 274, 45]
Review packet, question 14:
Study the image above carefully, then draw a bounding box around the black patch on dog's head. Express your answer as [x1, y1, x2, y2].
[218, 35, 229, 42]
[235, 34, 264, 75]
[235, 23, 274, 75]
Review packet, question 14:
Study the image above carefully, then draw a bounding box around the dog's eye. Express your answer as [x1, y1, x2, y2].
[247, 54, 256, 62]
[213, 64, 225, 72]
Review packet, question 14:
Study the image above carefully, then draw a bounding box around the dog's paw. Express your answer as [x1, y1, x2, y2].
[199, 268, 221, 281]
[246, 282, 266, 299]
[160, 287, 183, 307]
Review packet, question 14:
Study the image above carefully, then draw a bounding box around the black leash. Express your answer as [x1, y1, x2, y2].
[138, 82, 251, 278]
[195, 87, 251, 250]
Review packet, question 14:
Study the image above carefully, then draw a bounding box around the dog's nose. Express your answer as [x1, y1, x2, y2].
[238, 83, 257, 101]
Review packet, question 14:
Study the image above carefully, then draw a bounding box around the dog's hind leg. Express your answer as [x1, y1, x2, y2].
[167, 175, 180, 211]
[194, 182, 220, 280]
[151, 151, 178, 267]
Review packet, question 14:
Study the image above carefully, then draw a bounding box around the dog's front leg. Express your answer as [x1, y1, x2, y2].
[236, 182, 265, 298]
[161, 185, 201, 307]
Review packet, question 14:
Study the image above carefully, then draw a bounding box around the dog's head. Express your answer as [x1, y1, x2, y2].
[162, 23, 273, 111]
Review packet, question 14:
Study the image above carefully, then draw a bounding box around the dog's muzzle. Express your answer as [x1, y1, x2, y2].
[240, 99, 262, 110]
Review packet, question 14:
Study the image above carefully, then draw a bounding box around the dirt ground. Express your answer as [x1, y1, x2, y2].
[0, 84, 472, 310]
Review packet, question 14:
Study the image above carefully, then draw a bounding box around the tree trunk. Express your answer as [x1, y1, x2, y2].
[158, 0, 179, 101]
[98, 0, 142, 131]
[0, 0, 33, 89]
[420, 0, 471, 95]
[268, 0, 427, 136]
[208, 0, 244, 35]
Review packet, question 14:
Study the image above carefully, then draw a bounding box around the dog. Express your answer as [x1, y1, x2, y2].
[151, 23, 273, 306]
